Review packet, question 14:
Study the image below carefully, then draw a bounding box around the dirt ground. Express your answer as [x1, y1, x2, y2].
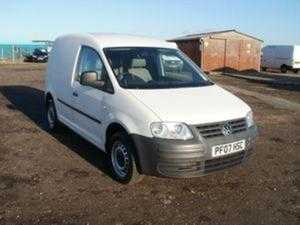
[211, 73, 300, 104]
[0, 64, 299, 225]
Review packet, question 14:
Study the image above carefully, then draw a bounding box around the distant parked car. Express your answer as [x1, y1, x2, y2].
[261, 45, 300, 73]
[161, 55, 184, 72]
[24, 48, 48, 63]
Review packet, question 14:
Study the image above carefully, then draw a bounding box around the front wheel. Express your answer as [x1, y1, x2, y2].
[107, 131, 143, 184]
[293, 69, 299, 74]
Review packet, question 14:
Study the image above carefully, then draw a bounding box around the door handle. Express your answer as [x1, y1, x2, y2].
[72, 91, 78, 97]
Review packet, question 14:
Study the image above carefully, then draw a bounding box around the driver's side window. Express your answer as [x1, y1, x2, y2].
[76, 46, 113, 92]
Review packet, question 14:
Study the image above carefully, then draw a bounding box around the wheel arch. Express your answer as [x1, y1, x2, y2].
[105, 122, 130, 149]
[45, 92, 53, 108]
[280, 64, 288, 73]
[105, 122, 142, 173]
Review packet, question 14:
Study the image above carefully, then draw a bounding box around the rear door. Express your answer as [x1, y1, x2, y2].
[72, 46, 113, 148]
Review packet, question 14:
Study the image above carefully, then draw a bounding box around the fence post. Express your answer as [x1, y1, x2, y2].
[1, 48, 3, 60]
[12, 45, 15, 62]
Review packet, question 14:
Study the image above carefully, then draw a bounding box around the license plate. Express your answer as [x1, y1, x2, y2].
[212, 140, 246, 158]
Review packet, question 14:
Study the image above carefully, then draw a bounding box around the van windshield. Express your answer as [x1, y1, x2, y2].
[103, 47, 213, 89]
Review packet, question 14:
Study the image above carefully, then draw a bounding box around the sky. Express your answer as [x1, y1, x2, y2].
[1, 0, 299, 45]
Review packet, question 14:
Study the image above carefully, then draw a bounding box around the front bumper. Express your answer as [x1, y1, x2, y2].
[132, 125, 258, 178]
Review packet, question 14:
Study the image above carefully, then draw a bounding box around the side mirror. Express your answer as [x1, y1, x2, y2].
[80, 71, 97, 86]
[80, 71, 105, 89]
[80, 70, 113, 93]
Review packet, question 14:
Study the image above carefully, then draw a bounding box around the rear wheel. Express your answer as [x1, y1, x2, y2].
[46, 99, 59, 131]
[107, 131, 143, 184]
[280, 65, 288, 73]
[293, 69, 298, 74]
[261, 67, 267, 71]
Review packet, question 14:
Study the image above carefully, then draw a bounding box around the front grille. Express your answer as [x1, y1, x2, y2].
[196, 118, 247, 139]
[204, 151, 245, 173]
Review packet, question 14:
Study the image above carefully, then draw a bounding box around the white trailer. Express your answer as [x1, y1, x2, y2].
[261, 45, 300, 73]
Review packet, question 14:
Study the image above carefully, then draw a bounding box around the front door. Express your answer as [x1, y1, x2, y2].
[72, 46, 112, 148]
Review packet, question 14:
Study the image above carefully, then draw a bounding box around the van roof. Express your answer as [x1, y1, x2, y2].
[264, 45, 300, 48]
[55, 33, 178, 49]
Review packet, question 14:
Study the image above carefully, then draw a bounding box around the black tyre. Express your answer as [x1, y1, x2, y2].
[46, 98, 59, 131]
[107, 131, 143, 184]
[261, 67, 267, 71]
[280, 65, 288, 73]
[293, 69, 298, 74]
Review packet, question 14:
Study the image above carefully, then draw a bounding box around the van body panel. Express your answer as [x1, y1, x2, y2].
[127, 85, 250, 125]
[293, 46, 300, 68]
[262, 45, 300, 70]
[101, 90, 161, 140]
[71, 82, 106, 147]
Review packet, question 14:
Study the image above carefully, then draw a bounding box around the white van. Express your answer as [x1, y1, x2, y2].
[261, 45, 300, 73]
[45, 33, 257, 183]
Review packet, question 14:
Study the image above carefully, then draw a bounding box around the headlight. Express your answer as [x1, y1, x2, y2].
[150, 122, 194, 140]
[246, 111, 254, 128]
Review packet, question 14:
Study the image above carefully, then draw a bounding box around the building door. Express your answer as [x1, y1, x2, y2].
[224, 40, 240, 71]
[202, 38, 226, 71]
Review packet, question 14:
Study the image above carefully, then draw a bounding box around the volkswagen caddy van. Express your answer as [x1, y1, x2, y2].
[45, 33, 257, 183]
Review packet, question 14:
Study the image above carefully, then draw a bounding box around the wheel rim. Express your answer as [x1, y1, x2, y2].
[47, 104, 55, 129]
[111, 141, 130, 178]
